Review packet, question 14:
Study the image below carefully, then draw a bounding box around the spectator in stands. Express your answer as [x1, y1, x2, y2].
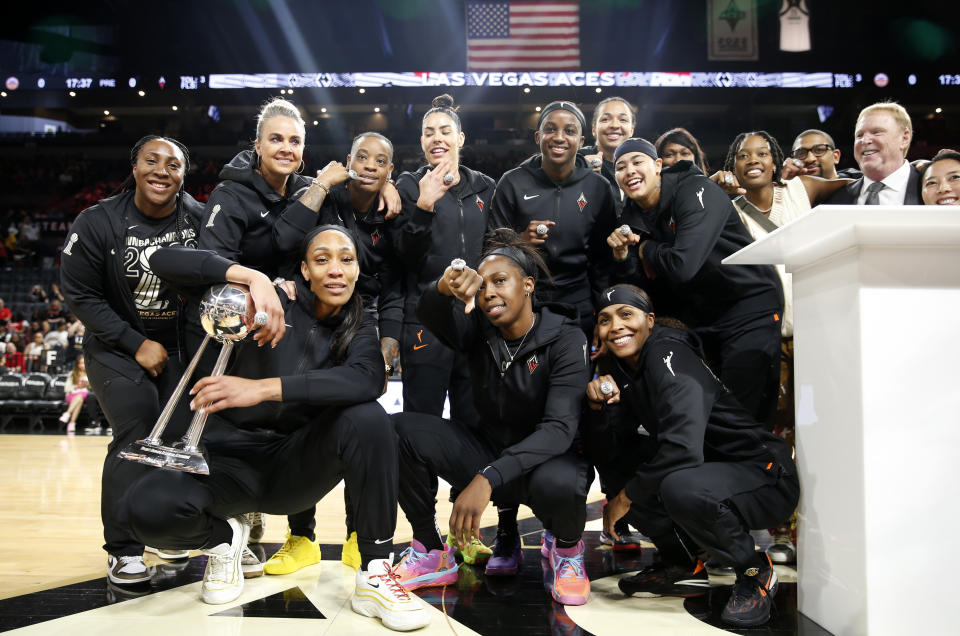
[4, 342, 25, 372]
[60, 355, 91, 434]
[43, 299, 70, 328]
[921, 149, 960, 206]
[826, 102, 921, 205]
[29, 285, 47, 303]
[655, 128, 710, 175]
[24, 332, 45, 371]
[0, 298, 11, 323]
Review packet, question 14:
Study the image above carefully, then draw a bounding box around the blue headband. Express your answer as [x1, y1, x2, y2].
[614, 137, 659, 163]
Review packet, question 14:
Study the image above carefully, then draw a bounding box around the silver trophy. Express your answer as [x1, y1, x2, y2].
[120, 283, 256, 475]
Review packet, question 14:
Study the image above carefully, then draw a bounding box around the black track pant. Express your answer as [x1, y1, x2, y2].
[393, 412, 593, 545]
[119, 402, 398, 565]
[399, 322, 479, 428]
[696, 310, 781, 430]
[629, 457, 799, 568]
[86, 354, 188, 558]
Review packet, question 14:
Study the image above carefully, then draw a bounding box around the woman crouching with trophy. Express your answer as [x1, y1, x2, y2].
[118, 225, 430, 632]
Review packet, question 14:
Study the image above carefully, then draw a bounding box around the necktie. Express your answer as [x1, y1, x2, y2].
[864, 181, 885, 205]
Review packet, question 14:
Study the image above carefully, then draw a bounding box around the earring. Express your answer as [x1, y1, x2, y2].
[296, 159, 305, 174]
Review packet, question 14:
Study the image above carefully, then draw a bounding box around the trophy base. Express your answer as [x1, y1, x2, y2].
[120, 440, 210, 475]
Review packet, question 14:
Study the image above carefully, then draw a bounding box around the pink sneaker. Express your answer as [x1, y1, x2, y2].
[392, 539, 459, 590]
[549, 541, 590, 605]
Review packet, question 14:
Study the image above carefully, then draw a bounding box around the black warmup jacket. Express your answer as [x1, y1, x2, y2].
[392, 164, 495, 320]
[588, 326, 792, 503]
[60, 191, 203, 381]
[148, 246, 385, 433]
[273, 182, 403, 341]
[488, 154, 618, 307]
[199, 150, 315, 279]
[617, 160, 782, 328]
[579, 144, 618, 194]
[417, 285, 590, 487]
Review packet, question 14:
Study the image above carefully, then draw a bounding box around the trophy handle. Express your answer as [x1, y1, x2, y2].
[141, 334, 211, 445]
[180, 339, 234, 451]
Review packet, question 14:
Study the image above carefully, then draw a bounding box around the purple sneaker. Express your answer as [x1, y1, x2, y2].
[541, 530, 554, 558]
[484, 532, 522, 576]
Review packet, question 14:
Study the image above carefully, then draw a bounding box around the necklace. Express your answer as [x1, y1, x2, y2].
[500, 315, 536, 373]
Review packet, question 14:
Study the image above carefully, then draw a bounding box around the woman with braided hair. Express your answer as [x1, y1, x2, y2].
[60, 135, 221, 586]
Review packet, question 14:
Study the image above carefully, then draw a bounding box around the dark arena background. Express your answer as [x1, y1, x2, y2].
[1, 1, 957, 635]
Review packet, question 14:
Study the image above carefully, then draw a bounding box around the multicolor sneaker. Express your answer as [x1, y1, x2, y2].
[618, 559, 709, 597]
[342, 531, 362, 570]
[549, 540, 590, 605]
[392, 539, 459, 590]
[721, 554, 779, 627]
[540, 530, 554, 558]
[352, 558, 432, 631]
[485, 531, 522, 576]
[447, 535, 493, 565]
[263, 533, 321, 575]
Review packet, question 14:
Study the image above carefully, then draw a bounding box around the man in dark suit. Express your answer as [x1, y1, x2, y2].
[826, 102, 921, 205]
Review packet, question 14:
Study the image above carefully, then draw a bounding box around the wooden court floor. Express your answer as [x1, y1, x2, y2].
[0, 433, 822, 635]
[0, 433, 533, 601]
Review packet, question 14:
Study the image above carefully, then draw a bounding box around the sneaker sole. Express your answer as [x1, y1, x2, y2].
[242, 565, 264, 579]
[552, 590, 590, 605]
[263, 552, 321, 575]
[351, 594, 431, 631]
[145, 547, 190, 561]
[398, 566, 460, 590]
[107, 570, 152, 585]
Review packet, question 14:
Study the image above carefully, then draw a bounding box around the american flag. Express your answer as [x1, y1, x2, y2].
[466, 1, 580, 71]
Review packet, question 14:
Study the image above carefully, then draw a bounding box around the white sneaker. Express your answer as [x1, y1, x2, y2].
[201, 516, 250, 604]
[241, 545, 264, 578]
[144, 546, 191, 560]
[351, 558, 431, 631]
[107, 555, 153, 585]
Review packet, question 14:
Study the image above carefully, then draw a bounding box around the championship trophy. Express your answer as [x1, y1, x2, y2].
[119, 283, 259, 475]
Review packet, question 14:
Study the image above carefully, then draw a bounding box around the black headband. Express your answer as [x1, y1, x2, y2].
[485, 246, 536, 279]
[300, 224, 356, 258]
[614, 137, 659, 163]
[538, 101, 586, 133]
[598, 286, 653, 314]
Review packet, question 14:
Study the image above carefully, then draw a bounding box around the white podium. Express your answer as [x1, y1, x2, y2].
[724, 205, 960, 636]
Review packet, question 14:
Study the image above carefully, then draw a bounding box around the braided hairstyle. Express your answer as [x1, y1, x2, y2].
[116, 135, 192, 243]
[722, 131, 786, 187]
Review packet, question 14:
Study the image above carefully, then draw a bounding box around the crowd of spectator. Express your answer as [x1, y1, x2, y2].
[0, 287, 83, 376]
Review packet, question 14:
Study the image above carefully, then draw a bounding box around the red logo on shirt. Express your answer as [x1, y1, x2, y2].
[371, 228, 382, 245]
[476, 195, 485, 212]
[527, 354, 539, 374]
[577, 192, 587, 211]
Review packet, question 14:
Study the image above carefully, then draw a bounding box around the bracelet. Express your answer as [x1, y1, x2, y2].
[315, 181, 330, 196]
[385, 362, 394, 376]
[386, 177, 395, 185]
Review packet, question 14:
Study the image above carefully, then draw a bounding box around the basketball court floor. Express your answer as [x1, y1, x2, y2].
[0, 383, 827, 634]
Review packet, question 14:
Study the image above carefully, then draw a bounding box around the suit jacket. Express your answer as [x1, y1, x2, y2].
[826, 163, 921, 205]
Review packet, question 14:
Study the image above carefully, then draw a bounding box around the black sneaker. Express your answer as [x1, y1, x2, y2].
[618, 560, 709, 597]
[721, 554, 779, 627]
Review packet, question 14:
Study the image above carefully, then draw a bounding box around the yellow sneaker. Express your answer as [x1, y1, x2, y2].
[447, 535, 493, 566]
[342, 531, 361, 570]
[263, 533, 321, 575]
